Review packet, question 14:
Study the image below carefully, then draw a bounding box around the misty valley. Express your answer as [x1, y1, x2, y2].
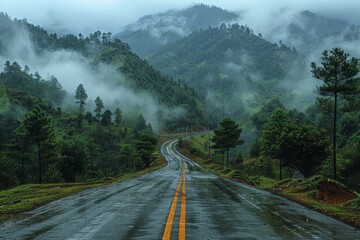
[0, 2, 359, 239]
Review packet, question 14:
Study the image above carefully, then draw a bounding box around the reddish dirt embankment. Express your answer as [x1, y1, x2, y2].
[315, 182, 356, 205]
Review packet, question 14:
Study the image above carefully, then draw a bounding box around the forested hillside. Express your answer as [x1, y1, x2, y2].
[0, 12, 215, 130]
[0, 59, 162, 188]
[148, 23, 300, 117]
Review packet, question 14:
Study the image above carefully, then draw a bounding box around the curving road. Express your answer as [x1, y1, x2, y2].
[0, 140, 359, 239]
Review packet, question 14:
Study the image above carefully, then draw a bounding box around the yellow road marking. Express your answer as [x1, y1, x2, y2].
[162, 167, 183, 240]
[179, 164, 186, 240]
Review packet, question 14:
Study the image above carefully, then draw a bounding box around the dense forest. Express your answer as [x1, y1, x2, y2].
[0, 60, 158, 188]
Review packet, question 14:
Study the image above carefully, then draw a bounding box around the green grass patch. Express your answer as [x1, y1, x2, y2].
[0, 182, 105, 221]
[251, 176, 277, 189]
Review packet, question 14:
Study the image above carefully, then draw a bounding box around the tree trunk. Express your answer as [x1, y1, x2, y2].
[226, 146, 229, 167]
[21, 156, 24, 184]
[37, 141, 42, 183]
[90, 155, 93, 172]
[333, 92, 337, 179]
[279, 158, 283, 180]
[208, 130, 210, 159]
[222, 150, 225, 166]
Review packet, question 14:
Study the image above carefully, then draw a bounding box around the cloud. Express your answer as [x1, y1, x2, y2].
[1, 0, 359, 36]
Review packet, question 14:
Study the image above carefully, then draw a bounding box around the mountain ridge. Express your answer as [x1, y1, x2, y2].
[116, 4, 240, 57]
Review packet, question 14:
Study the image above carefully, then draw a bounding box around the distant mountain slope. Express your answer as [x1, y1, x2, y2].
[116, 4, 239, 57]
[148, 24, 300, 117]
[265, 10, 360, 52]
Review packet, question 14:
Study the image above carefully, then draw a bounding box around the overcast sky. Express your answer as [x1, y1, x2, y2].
[1, 0, 360, 34]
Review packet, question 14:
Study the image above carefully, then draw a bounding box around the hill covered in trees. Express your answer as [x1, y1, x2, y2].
[0, 60, 160, 188]
[148, 23, 301, 117]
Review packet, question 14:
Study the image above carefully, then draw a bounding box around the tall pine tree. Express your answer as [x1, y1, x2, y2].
[18, 107, 55, 183]
[311, 48, 360, 179]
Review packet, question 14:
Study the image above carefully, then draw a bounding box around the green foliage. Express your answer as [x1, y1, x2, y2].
[275, 175, 348, 193]
[283, 124, 330, 177]
[261, 108, 329, 179]
[260, 108, 293, 168]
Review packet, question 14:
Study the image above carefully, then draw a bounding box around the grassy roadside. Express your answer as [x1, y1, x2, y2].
[177, 138, 360, 228]
[0, 152, 166, 222]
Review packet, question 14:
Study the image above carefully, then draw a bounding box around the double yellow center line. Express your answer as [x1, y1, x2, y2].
[162, 162, 186, 240]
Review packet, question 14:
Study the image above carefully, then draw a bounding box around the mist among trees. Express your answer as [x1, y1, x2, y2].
[0, 3, 359, 193]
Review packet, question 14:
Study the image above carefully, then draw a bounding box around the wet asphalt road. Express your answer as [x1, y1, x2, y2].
[0, 140, 359, 239]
